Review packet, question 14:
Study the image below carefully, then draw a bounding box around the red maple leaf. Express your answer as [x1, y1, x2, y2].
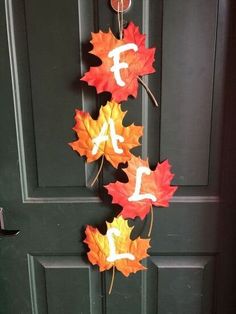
[81, 22, 156, 102]
[105, 156, 177, 220]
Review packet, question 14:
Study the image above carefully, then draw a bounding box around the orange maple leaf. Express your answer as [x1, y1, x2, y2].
[105, 156, 177, 220]
[84, 216, 150, 277]
[69, 100, 143, 168]
[81, 22, 156, 102]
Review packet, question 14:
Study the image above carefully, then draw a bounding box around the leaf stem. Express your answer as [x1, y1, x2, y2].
[138, 77, 159, 107]
[90, 155, 104, 187]
[148, 205, 154, 237]
[108, 266, 116, 295]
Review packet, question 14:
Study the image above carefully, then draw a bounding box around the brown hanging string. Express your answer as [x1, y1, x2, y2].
[117, 0, 124, 39]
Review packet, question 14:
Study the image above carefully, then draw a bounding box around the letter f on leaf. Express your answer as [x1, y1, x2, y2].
[81, 22, 156, 102]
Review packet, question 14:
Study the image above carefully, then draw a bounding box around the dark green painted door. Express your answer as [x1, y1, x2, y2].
[0, 0, 231, 313]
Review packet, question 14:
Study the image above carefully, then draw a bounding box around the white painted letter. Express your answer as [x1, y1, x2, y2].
[128, 166, 157, 202]
[108, 43, 138, 86]
[92, 119, 124, 155]
[106, 227, 135, 262]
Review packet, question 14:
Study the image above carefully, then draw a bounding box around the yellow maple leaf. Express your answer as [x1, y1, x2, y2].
[84, 216, 150, 277]
[69, 100, 143, 168]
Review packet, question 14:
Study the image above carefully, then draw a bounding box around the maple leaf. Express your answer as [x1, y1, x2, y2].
[84, 216, 150, 277]
[105, 156, 177, 220]
[69, 100, 143, 168]
[81, 22, 156, 102]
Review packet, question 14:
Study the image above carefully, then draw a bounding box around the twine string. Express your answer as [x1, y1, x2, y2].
[117, 0, 124, 39]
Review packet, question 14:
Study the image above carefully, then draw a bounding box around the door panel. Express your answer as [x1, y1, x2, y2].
[27, 255, 215, 314]
[28, 255, 102, 314]
[161, 0, 218, 186]
[0, 0, 229, 313]
[148, 256, 215, 314]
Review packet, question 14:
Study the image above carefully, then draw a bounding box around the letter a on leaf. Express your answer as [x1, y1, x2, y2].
[81, 22, 156, 102]
[69, 101, 143, 168]
[105, 156, 177, 220]
[84, 216, 150, 277]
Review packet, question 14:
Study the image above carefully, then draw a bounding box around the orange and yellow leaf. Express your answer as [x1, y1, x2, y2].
[69, 101, 143, 168]
[84, 216, 150, 277]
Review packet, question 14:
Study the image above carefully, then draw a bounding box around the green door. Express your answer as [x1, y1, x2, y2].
[0, 0, 231, 313]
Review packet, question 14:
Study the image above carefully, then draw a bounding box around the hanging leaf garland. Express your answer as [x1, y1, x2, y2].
[68, 14, 177, 294]
[69, 100, 143, 168]
[81, 22, 156, 102]
[105, 155, 177, 220]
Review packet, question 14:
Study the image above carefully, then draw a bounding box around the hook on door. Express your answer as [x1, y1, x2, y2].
[0, 208, 20, 237]
[110, 0, 132, 12]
